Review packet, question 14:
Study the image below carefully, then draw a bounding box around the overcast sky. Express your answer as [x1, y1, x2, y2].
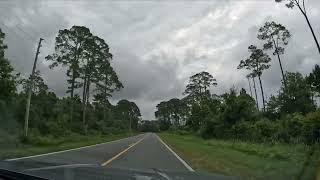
[0, 0, 319, 119]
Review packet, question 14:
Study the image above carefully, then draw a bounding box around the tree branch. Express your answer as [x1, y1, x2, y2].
[293, 0, 300, 7]
[302, 0, 307, 14]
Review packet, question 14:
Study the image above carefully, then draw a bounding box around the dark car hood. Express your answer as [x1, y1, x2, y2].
[0, 161, 238, 180]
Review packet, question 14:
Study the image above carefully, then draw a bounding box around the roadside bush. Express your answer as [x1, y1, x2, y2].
[87, 129, 103, 136]
[158, 119, 170, 131]
[176, 125, 191, 135]
[251, 118, 278, 142]
[19, 128, 45, 144]
[199, 116, 225, 139]
[31, 135, 64, 146]
[230, 121, 253, 140]
[0, 99, 22, 134]
[138, 121, 159, 132]
[284, 113, 304, 138]
[175, 129, 187, 135]
[167, 126, 178, 133]
[101, 126, 124, 135]
[275, 113, 304, 143]
[302, 110, 320, 144]
[199, 124, 211, 139]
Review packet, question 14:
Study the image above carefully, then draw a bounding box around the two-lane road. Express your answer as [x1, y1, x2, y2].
[5, 133, 193, 172]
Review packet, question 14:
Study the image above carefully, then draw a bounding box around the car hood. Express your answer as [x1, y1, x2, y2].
[0, 161, 238, 180]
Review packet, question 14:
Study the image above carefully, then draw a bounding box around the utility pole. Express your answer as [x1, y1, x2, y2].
[129, 113, 132, 134]
[24, 38, 44, 138]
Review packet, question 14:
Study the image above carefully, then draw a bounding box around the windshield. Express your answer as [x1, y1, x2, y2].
[0, 0, 319, 180]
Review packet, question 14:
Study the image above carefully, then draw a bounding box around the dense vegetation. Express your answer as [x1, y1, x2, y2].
[151, 2, 320, 148]
[0, 26, 141, 144]
[153, 12, 319, 175]
[0, 2, 320, 178]
[155, 20, 320, 146]
[159, 133, 318, 179]
[155, 70, 319, 145]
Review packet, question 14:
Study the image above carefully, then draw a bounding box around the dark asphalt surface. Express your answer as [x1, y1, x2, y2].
[6, 133, 190, 172]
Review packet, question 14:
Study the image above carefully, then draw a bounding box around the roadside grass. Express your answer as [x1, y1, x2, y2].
[159, 133, 319, 180]
[0, 131, 139, 160]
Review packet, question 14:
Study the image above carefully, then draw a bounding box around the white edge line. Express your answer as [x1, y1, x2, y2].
[24, 164, 94, 171]
[155, 134, 195, 172]
[5, 134, 144, 161]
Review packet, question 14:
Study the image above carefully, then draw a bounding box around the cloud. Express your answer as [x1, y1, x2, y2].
[0, 0, 319, 119]
[110, 50, 185, 119]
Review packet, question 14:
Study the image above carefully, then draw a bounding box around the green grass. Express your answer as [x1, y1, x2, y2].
[159, 133, 320, 180]
[0, 132, 138, 160]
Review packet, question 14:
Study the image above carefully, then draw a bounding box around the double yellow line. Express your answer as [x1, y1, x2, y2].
[101, 137, 145, 166]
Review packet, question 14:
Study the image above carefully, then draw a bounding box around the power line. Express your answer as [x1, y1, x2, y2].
[0, 15, 37, 42]
[0, 20, 35, 43]
[0, 21, 33, 42]
[15, 25, 37, 42]
[12, 14, 39, 38]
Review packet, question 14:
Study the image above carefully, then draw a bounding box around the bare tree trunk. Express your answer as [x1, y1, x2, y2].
[258, 75, 266, 112]
[272, 38, 286, 84]
[304, 15, 320, 55]
[129, 115, 132, 133]
[70, 68, 75, 123]
[252, 77, 259, 109]
[276, 52, 285, 81]
[275, 52, 285, 84]
[82, 73, 87, 131]
[83, 79, 90, 134]
[247, 77, 253, 97]
[309, 83, 314, 102]
[103, 108, 107, 121]
[82, 75, 87, 104]
[103, 77, 108, 121]
[86, 81, 90, 105]
[296, 3, 320, 55]
[70, 44, 79, 125]
[82, 98, 87, 134]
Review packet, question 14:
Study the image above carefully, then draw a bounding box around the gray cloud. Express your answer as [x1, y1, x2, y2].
[0, 0, 319, 119]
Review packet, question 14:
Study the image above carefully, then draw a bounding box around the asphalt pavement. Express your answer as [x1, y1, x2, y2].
[5, 133, 192, 172]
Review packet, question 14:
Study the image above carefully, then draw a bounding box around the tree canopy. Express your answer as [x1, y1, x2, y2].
[238, 45, 271, 111]
[0, 28, 18, 100]
[46, 26, 123, 131]
[258, 21, 290, 81]
[183, 71, 217, 103]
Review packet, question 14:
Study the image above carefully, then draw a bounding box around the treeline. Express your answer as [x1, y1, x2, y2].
[138, 120, 160, 132]
[0, 26, 141, 140]
[155, 70, 319, 144]
[155, 20, 320, 145]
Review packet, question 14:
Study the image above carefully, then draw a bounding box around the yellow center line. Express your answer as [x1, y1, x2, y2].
[101, 137, 145, 166]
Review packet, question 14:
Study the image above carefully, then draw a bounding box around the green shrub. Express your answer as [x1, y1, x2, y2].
[231, 121, 253, 140]
[168, 126, 178, 133]
[275, 113, 304, 143]
[302, 110, 320, 144]
[199, 117, 225, 139]
[251, 118, 278, 142]
[31, 135, 64, 146]
[199, 125, 210, 139]
[177, 129, 189, 135]
[101, 126, 125, 135]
